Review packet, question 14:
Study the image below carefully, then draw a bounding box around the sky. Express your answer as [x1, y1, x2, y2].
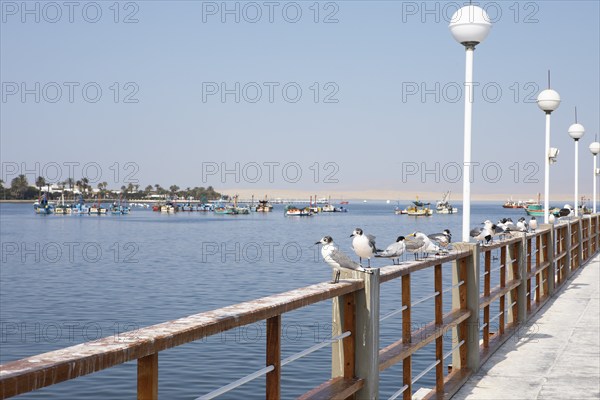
[1, 0, 599, 201]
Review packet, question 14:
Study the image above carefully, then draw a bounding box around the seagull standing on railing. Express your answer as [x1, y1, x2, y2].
[405, 234, 425, 260]
[350, 228, 378, 267]
[516, 217, 529, 232]
[470, 224, 493, 245]
[428, 229, 452, 253]
[406, 232, 440, 258]
[375, 236, 406, 265]
[315, 236, 373, 284]
[530, 216, 538, 232]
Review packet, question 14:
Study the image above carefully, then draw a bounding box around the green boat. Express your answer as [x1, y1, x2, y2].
[525, 204, 560, 217]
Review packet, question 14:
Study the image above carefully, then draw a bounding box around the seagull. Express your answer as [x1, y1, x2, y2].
[470, 224, 493, 245]
[549, 214, 556, 224]
[529, 216, 538, 232]
[315, 236, 373, 283]
[375, 236, 406, 265]
[558, 204, 573, 218]
[483, 219, 509, 240]
[497, 218, 514, 231]
[428, 229, 452, 252]
[405, 234, 426, 260]
[350, 228, 378, 267]
[409, 232, 440, 258]
[516, 217, 529, 232]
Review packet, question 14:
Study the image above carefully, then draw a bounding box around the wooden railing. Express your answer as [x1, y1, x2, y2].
[1, 215, 599, 400]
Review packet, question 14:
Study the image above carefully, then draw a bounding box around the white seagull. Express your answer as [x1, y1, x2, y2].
[350, 228, 378, 267]
[516, 217, 529, 232]
[529, 216, 538, 232]
[375, 236, 406, 265]
[316, 236, 373, 283]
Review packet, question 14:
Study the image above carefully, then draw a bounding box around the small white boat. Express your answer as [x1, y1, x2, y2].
[436, 191, 458, 214]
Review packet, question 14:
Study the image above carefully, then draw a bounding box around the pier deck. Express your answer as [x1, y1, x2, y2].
[453, 253, 600, 399]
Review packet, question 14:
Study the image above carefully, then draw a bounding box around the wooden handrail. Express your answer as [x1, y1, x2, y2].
[0, 279, 363, 398]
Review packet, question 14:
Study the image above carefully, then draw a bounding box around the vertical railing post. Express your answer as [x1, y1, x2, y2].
[356, 269, 380, 399]
[402, 274, 411, 400]
[508, 235, 527, 325]
[572, 217, 590, 264]
[138, 353, 158, 400]
[434, 264, 444, 394]
[452, 243, 480, 372]
[266, 315, 281, 400]
[565, 222, 573, 279]
[332, 291, 356, 380]
[333, 269, 379, 399]
[540, 225, 556, 296]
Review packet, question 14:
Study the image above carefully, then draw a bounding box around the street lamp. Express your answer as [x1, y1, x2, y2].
[449, 4, 492, 242]
[590, 140, 600, 213]
[536, 72, 560, 223]
[567, 108, 585, 216]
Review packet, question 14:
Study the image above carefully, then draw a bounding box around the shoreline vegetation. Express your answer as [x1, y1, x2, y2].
[0, 174, 583, 204]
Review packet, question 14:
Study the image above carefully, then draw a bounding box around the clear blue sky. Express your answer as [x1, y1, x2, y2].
[2, 1, 599, 199]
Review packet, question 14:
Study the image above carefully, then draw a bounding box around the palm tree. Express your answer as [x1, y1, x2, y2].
[35, 176, 46, 193]
[11, 175, 29, 199]
[169, 185, 180, 195]
[81, 177, 90, 193]
[144, 185, 153, 195]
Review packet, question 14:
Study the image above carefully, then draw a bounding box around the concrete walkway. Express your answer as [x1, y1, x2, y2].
[453, 254, 600, 399]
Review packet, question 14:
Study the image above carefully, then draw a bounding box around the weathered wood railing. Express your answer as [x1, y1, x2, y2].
[1, 214, 599, 399]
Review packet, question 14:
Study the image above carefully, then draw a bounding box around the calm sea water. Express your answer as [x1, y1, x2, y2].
[0, 201, 530, 399]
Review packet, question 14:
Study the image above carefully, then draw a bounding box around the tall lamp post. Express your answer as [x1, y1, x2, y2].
[567, 109, 585, 216]
[590, 140, 600, 213]
[536, 74, 560, 223]
[449, 4, 492, 242]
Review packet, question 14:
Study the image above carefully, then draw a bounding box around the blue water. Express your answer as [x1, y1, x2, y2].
[0, 202, 530, 399]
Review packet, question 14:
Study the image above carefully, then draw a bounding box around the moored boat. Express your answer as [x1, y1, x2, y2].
[285, 205, 312, 216]
[436, 191, 458, 214]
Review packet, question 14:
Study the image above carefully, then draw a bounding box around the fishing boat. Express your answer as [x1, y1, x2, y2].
[436, 191, 458, 214]
[54, 193, 72, 215]
[404, 199, 433, 216]
[160, 202, 177, 213]
[111, 195, 131, 215]
[285, 205, 312, 216]
[255, 197, 273, 212]
[406, 205, 433, 216]
[525, 204, 560, 217]
[321, 203, 335, 212]
[33, 193, 54, 214]
[502, 198, 522, 208]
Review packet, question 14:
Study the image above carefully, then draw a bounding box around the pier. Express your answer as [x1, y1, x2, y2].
[1, 215, 599, 399]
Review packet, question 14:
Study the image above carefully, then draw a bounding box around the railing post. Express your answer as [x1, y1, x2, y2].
[540, 225, 556, 296]
[508, 235, 527, 325]
[452, 243, 480, 372]
[138, 353, 158, 400]
[565, 222, 573, 279]
[355, 269, 380, 399]
[266, 315, 281, 400]
[332, 269, 379, 399]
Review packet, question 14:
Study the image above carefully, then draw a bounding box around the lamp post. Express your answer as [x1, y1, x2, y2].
[536, 73, 560, 223]
[567, 109, 585, 216]
[449, 4, 492, 242]
[590, 141, 600, 213]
